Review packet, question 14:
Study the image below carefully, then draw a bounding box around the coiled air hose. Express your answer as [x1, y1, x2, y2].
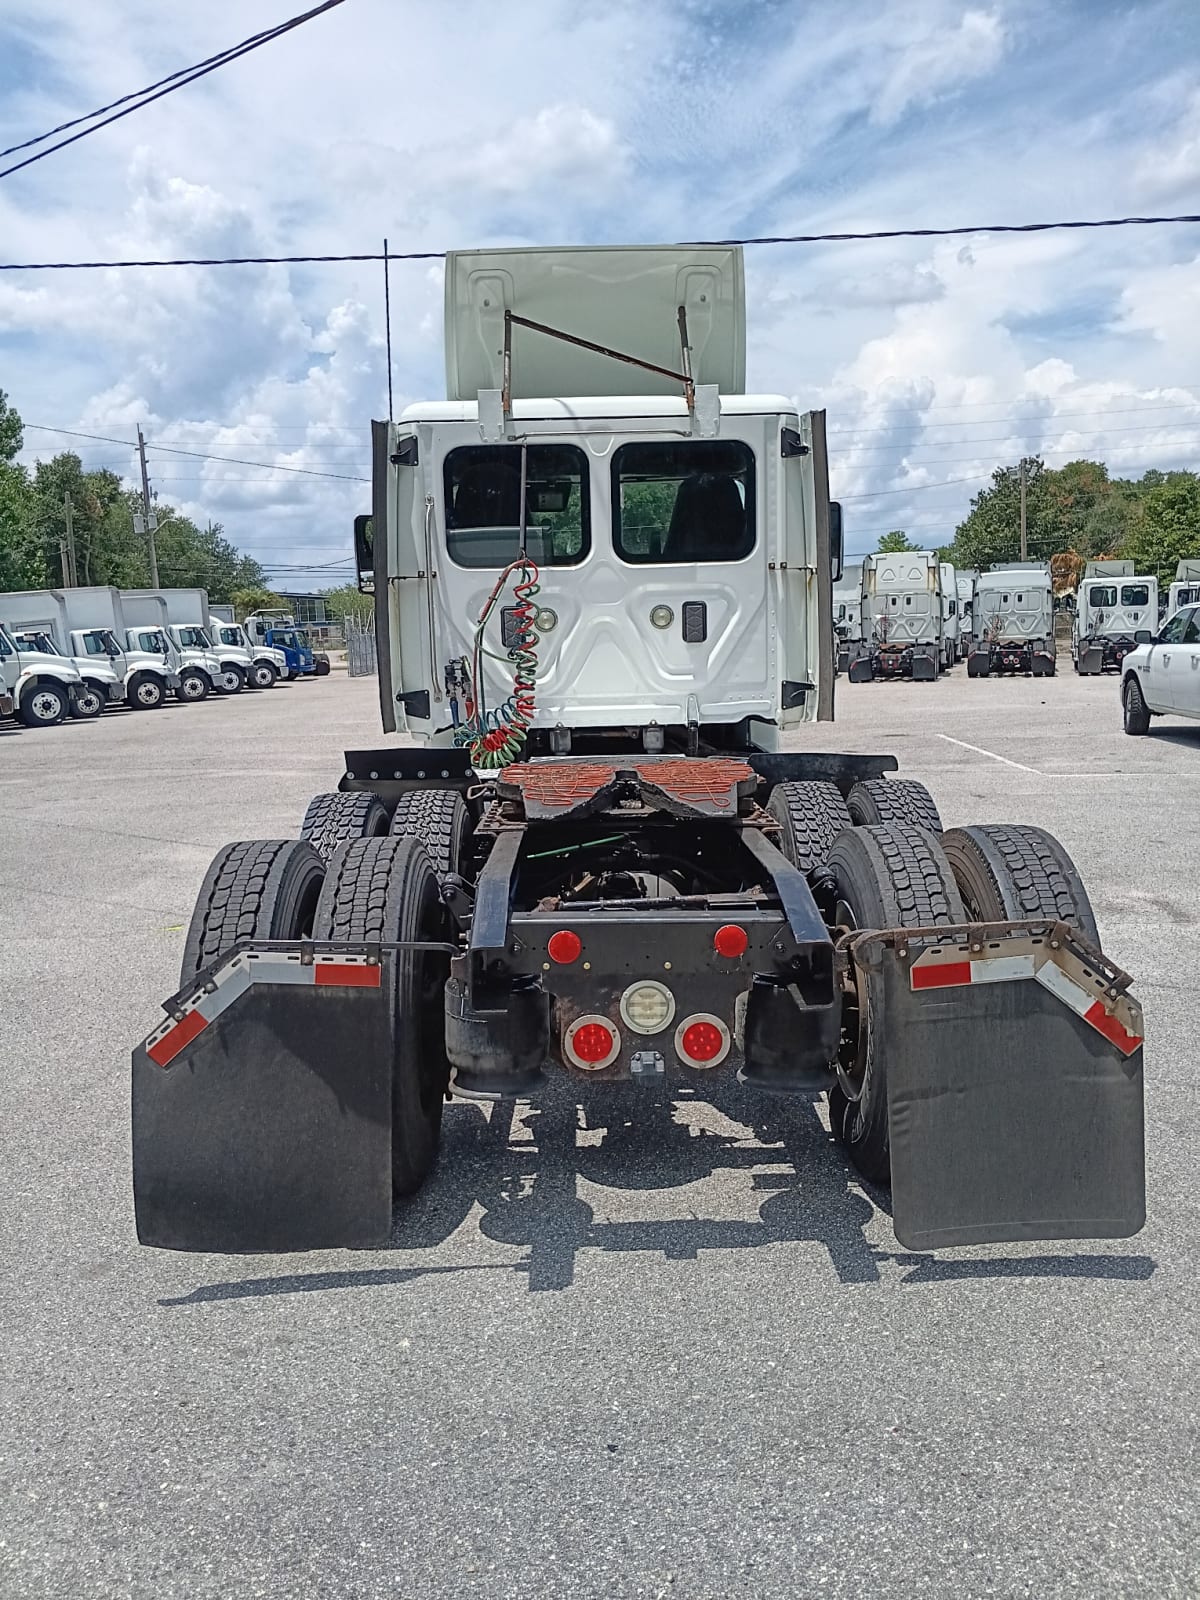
[454, 556, 540, 769]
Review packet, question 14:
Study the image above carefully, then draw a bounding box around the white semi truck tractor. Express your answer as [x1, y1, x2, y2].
[1166, 559, 1200, 620]
[833, 562, 862, 674]
[966, 564, 1056, 678]
[131, 242, 1144, 1258]
[1072, 560, 1158, 674]
[121, 591, 219, 701]
[848, 549, 946, 680]
[939, 560, 959, 669]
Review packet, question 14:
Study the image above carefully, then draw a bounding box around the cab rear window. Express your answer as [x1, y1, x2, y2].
[1122, 585, 1150, 606]
[444, 445, 589, 568]
[612, 441, 755, 564]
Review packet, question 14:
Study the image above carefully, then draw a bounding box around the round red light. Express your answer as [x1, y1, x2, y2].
[680, 1021, 725, 1063]
[713, 924, 749, 958]
[547, 929, 582, 964]
[571, 1021, 615, 1063]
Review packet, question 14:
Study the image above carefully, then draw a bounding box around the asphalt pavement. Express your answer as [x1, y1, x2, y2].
[1, 665, 1196, 1598]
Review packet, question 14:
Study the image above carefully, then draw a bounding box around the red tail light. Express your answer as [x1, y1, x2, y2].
[547, 929, 582, 964]
[675, 1013, 731, 1068]
[713, 924, 748, 958]
[564, 1014, 620, 1070]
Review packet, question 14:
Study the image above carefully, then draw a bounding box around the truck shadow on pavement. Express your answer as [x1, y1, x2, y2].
[161, 1080, 1155, 1305]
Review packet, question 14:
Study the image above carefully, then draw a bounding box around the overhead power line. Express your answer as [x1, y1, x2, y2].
[2, 211, 1199, 271]
[0, 0, 349, 182]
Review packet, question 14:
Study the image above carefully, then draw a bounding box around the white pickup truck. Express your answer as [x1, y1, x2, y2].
[1121, 601, 1200, 733]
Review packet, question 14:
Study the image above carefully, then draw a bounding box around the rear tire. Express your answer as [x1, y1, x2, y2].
[300, 790, 389, 861]
[1123, 674, 1150, 736]
[314, 835, 452, 1195]
[940, 823, 1100, 946]
[390, 788, 472, 879]
[128, 673, 166, 710]
[251, 660, 278, 689]
[765, 781, 853, 875]
[181, 838, 326, 986]
[847, 777, 942, 833]
[314, 657, 331, 677]
[825, 824, 965, 1184]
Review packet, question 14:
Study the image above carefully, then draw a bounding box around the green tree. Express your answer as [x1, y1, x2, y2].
[1121, 472, 1200, 587]
[0, 388, 24, 462]
[322, 583, 373, 624]
[0, 461, 42, 590]
[230, 585, 284, 618]
[876, 529, 921, 553]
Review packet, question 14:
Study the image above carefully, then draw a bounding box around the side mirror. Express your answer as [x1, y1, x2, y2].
[353, 513, 375, 595]
[829, 501, 844, 583]
[1135, 629, 1152, 644]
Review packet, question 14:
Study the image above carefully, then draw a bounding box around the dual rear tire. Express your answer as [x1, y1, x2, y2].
[823, 816, 1100, 1186]
[181, 829, 454, 1199]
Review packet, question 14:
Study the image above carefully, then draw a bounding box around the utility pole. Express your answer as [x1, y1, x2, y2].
[1017, 457, 1030, 563]
[136, 425, 160, 586]
[62, 491, 78, 585]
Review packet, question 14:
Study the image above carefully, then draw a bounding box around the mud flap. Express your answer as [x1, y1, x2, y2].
[911, 649, 937, 681]
[1080, 643, 1104, 675]
[852, 926, 1145, 1249]
[848, 654, 874, 683]
[133, 946, 395, 1252]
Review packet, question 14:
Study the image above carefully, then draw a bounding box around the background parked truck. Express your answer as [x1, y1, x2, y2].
[1167, 559, 1200, 620]
[849, 550, 946, 680]
[121, 591, 219, 701]
[0, 615, 85, 727]
[967, 564, 1056, 678]
[1072, 560, 1157, 674]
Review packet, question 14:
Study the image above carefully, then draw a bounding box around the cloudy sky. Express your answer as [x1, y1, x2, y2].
[1, 0, 1199, 583]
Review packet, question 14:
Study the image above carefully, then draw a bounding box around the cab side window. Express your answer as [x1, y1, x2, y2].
[1159, 613, 1188, 644]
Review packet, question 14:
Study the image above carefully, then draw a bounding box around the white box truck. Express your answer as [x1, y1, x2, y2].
[848, 550, 945, 681]
[0, 586, 172, 714]
[126, 588, 250, 694]
[0, 615, 85, 727]
[121, 591, 220, 700]
[1072, 560, 1157, 675]
[206, 609, 288, 687]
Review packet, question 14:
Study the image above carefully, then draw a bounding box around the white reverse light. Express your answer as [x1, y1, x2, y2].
[619, 981, 675, 1035]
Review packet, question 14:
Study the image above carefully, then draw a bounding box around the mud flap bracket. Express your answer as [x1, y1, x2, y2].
[133, 946, 397, 1252]
[851, 923, 1145, 1250]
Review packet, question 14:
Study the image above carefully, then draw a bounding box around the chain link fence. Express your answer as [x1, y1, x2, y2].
[345, 614, 377, 678]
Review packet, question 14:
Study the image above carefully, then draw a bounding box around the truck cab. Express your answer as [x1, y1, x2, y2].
[849, 550, 945, 682]
[967, 564, 1056, 678]
[244, 612, 316, 678]
[939, 560, 959, 668]
[1072, 561, 1157, 674]
[1166, 560, 1200, 620]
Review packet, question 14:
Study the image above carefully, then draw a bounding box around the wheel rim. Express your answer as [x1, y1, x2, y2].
[221, 671, 241, 692]
[137, 681, 160, 706]
[254, 665, 273, 687]
[77, 691, 102, 715]
[182, 676, 204, 699]
[30, 691, 61, 721]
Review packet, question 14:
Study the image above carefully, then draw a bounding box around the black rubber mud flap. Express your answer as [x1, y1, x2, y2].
[848, 655, 874, 683]
[852, 926, 1145, 1250]
[911, 650, 937, 681]
[133, 947, 395, 1252]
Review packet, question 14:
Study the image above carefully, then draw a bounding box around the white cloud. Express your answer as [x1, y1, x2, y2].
[872, 9, 1008, 126]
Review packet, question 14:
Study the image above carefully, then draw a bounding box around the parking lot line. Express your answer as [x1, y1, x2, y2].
[936, 733, 1042, 773]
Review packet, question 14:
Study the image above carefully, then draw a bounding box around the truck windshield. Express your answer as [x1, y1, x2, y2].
[83, 630, 121, 657]
[217, 627, 241, 647]
[176, 627, 210, 648]
[19, 631, 58, 654]
[612, 440, 755, 564]
[273, 630, 297, 648]
[444, 443, 590, 569]
[136, 630, 168, 653]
